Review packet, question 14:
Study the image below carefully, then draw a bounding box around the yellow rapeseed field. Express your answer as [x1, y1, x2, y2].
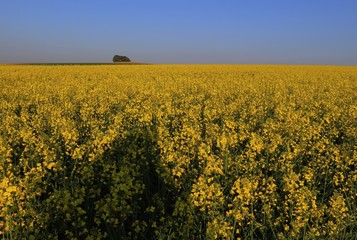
[0, 64, 356, 239]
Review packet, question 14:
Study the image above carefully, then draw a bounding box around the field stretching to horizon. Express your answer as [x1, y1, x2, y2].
[0, 64, 356, 239]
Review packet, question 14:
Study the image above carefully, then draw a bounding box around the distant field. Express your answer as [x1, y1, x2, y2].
[0, 64, 356, 239]
[11, 62, 151, 65]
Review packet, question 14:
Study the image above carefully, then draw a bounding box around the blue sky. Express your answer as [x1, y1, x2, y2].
[1, 1, 356, 65]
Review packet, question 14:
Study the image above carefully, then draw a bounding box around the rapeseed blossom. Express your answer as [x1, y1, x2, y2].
[0, 64, 356, 239]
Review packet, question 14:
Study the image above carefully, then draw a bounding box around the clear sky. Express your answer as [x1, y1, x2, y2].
[1, 1, 356, 65]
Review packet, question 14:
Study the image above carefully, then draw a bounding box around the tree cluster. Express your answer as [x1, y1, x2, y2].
[113, 55, 131, 63]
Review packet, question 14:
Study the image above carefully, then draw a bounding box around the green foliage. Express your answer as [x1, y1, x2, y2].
[113, 55, 131, 63]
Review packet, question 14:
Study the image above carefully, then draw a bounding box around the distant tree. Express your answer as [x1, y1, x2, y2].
[113, 55, 131, 62]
